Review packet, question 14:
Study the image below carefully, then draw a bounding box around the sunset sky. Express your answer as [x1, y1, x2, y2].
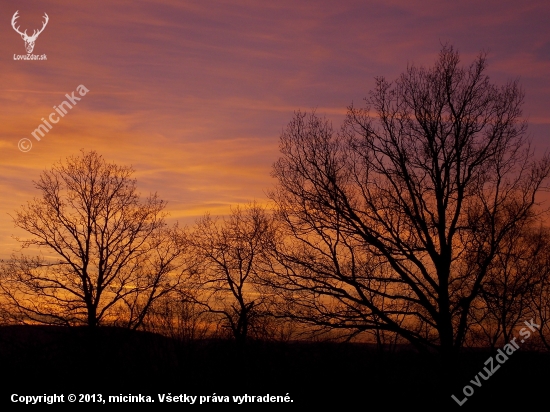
[1, 0, 549, 259]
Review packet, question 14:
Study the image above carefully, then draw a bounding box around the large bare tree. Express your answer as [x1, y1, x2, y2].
[1, 150, 187, 329]
[270, 45, 550, 354]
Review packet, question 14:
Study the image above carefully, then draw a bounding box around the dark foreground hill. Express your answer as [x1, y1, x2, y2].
[0, 325, 548, 409]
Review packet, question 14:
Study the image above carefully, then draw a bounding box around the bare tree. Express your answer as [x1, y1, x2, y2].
[467, 223, 546, 349]
[190, 203, 276, 344]
[142, 286, 213, 342]
[270, 45, 550, 355]
[0, 150, 188, 329]
[526, 228, 550, 350]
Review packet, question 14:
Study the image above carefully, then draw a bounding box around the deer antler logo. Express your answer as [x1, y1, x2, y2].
[11, 11, 49, 54]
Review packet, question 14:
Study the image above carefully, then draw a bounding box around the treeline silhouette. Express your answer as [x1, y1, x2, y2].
[1, 45, 550, 407]
[3, 46, 550, 354]
[0, 45, 550, 405]
[5, 147, 549, 354]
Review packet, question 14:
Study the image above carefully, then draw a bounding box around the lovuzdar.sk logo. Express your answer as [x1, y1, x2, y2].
[11, 10, 48, 61]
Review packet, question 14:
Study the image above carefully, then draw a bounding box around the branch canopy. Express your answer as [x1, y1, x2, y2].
[270, 45, 550, 351]
[2, 150, 187, 328]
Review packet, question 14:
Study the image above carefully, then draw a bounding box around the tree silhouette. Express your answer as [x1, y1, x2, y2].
[190, 203, 276, 343]
[1, 150, 187, 329]
[526, 228, 550, 350]
[270, 45, 550, 354]
[468, 223, 546, 349]
[142, 286, 213, 342]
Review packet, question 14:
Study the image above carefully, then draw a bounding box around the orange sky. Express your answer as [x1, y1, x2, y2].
[1, 0, 550, 259]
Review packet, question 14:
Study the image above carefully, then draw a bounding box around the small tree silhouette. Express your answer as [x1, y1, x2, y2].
[190, 203, 276, 344]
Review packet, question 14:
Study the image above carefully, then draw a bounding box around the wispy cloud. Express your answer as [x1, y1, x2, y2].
[1, 0, 549, 258]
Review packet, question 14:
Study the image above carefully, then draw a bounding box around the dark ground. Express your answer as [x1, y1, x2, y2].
[0, 325, 547, 409]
